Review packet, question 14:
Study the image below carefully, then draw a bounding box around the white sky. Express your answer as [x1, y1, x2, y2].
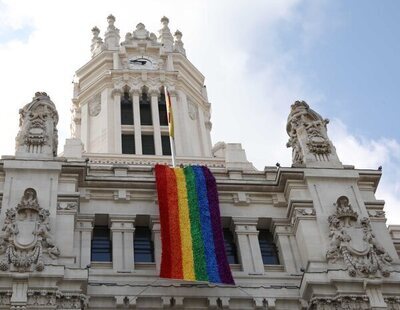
[0, 0, 399, 225]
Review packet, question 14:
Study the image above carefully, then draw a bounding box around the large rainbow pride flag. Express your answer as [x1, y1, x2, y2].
[155, 164, 235, 285]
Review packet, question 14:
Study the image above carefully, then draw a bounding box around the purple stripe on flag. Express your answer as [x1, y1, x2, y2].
[202, 166, 235, 285]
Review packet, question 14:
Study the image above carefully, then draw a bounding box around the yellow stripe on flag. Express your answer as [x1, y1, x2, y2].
[174, 168, 195, 280]
[164, 86, 174, 138]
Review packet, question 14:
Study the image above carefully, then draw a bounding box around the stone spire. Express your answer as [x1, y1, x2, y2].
[90, 26, 104, 57]
[104, 14, 120, 50]
[158, 16, 174, 52]
[15, 92, 59, 159]
[286, 100, 342, 168]
[173, 30, 186, 56]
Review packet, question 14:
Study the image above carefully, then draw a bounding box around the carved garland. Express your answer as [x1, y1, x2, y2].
[0, 188, 60, 272]
[326, 196, 392, 278]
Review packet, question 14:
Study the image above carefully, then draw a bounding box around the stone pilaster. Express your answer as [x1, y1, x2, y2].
[110, 216, 135, 271]
[150, 89, 162, 155]
[150, 216, 162, 272]
[232, 218, 264, 274]
[76, 215, 94, 268]
[132, 89, 142, 154]
[112, 89, 122, 153]
[273, 221, 299, 274]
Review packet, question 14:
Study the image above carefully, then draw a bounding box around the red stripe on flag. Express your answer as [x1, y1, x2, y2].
[155, 165, 172, 278]
[165, 166, 183, 279]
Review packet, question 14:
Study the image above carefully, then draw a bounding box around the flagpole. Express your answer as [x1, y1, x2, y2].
[164, 86, 176, 167]
[170, 136, 176, 167]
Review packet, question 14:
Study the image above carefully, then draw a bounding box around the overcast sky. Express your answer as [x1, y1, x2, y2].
[0, 0, 399, 224]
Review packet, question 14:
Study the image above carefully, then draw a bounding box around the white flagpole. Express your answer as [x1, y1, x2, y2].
[170, 136, 176, 167]
[165, 86, 176, 167]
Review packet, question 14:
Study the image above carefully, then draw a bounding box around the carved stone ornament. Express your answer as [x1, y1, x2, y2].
[309, 295, 370, 310]
[0, 188, 60, 272]
[15, 92, 59, 158]
[187, 99, 197, 120]
[326, 196, 392, 277]
[286, 101, 332, 165]
[88, 94, 101, 117]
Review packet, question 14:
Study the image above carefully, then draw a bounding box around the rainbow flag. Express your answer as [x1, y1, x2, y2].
[155, 164, 235, 285]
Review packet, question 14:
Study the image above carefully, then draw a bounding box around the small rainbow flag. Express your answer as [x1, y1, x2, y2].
[155, 164, 235, 285]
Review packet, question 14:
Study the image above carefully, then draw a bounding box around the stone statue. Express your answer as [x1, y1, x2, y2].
[15, 92, 59, 159]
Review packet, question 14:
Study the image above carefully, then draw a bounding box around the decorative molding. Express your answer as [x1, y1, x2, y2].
[0, 188, 60, 272]
[368, 210, 386, 218]
[326, 196, 392, 277]
[88, 94, 101, 117]
[308, 295, 370, 310]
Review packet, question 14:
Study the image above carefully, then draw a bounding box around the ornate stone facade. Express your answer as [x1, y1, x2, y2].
[0, 15, 399, 310]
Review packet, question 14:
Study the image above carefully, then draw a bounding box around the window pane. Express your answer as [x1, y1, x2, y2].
[258, 230, 279, 265]
[121, 92, 133, 125]
[158, 94, 168, 126]
[223, 228, 238, 264]
[134, 226, 155, 263]
[161, 135, 171, 156]
[142, 135, 155, 155]
[122, 134, 135, 154]
[91, 226, 112, 262]
[140, 93, 152, 125]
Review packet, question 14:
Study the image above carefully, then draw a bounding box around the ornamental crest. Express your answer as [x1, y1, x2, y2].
[326, 196, 392, 277]
[0, 188, 60, 272]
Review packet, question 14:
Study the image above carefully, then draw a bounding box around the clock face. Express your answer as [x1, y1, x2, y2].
[128, 57, 156, 70]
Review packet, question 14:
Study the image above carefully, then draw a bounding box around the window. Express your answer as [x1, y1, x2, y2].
[223, 228, 239, 264]
[142, 134, 155, 155]
[161, 135, 171, 155]
[134, 226, 155, 263]
[122, 134, 135, 154]
[91, 225, 112, 262]
[140, 91, 152, 125]
[120, 92, 133, 125]
[258, 230, 279, 265]
[158, 93, 168, 126]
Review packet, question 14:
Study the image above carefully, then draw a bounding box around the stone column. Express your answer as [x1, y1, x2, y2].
[112, 89, 122, 153]
[150, 216, 162, 272]
[169, 90, 182, 156]
[110, 216, 135, 271]
[273, 222, 298, 274]
[132, 89, 142, 154]
[150, 89, 162, 155]
[76, 215, 94, 268]
[232, 218, 264, 274]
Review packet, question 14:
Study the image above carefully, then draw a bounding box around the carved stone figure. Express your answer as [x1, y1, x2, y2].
[0, 189, 60, 272]
[286, 100, 341, 167]
[15, 92, 59, 158]
[90, 26, 104, 56]
[309, 295, 370, 310]
[133, 23, 150, 40]
[173, 30, 186, 56]
[104, 14, 120, 50]
[326, 196, 392, 277]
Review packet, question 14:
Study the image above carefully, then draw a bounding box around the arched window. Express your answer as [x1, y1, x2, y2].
[140, 88, 152, 125]
[120, 91, 133, 125]
[158, 92, 168, 126]
[258, 229, 279, 265]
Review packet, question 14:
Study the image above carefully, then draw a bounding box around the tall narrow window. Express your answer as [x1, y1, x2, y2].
[134, 226, 155, 263]
[142, 134, 155, 155]
[91, 226, 112, 262]
[161, 135, 171, 155]
[158, 92, 168, 126]
[120, 92, 133, 125]
[140, 91, 152, 125]
[223, 228, 239, 264]
[122, 134, 135, 154]
[258, 230, 279, 265]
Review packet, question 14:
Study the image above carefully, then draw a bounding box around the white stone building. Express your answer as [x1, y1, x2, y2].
[0, 15, 399, 309]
